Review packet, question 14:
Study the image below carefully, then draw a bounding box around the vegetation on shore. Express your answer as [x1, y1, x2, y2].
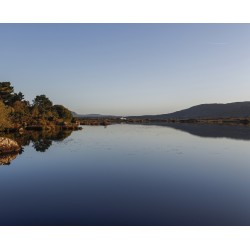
[77, 117, 250, 126]
[75, 102, 250, 127]
[1, 82, 249, 132]
[0, 82, 81, 133]
[122, 117, 250, 125]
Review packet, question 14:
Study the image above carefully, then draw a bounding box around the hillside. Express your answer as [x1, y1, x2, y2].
[128, 102, 250, 119]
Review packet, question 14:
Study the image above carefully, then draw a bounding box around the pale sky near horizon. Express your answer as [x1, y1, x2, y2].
[1, 24, 250, 115]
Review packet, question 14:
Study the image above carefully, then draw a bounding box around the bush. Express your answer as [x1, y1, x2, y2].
[0, 100, 12, 131]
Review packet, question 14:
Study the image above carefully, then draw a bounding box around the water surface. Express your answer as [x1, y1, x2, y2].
[1, 124, 250, 225]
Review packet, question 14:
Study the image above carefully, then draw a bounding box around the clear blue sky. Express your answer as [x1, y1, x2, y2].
[1, 24, 250, 115]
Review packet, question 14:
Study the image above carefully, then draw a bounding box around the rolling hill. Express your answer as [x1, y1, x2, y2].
[128, 102, 250, 119]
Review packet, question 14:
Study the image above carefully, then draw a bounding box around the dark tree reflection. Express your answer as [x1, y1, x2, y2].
[33, 138, 53, 152]
[31, 130, 73, 152]
[0, 129, 75, 165]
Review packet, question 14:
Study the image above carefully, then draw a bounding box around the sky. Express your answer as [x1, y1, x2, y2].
[0, 24, 250, 115]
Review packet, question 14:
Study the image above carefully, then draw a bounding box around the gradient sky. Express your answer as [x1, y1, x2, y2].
[1, 24, 250, 115]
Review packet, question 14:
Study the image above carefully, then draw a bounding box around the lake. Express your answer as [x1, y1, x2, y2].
[1, 124, 250, 226]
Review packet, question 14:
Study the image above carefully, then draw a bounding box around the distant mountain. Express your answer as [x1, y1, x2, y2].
[71, 112, 120, 118]
[71, 111, 80, 117]
[128, 102, 250, 119]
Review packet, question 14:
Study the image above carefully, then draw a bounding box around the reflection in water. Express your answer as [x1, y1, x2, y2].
[33, 139, 52, 152]
[1, 124, 250, 225]
[0, 130, 73, 165]
[1, 124, 250, 165]
[145, 122, 250, 140]
[0, 152, 18, 166]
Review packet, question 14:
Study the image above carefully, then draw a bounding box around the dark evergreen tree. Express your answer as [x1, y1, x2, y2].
[53, 105, 73, 121]
[0, 82, 14, 105]
[33, 95, 53, 117]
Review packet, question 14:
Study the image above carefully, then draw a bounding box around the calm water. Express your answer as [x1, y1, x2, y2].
[1, 124, 250, 226]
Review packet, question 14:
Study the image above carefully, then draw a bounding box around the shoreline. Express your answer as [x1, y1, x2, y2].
[77, 117, 250, 126]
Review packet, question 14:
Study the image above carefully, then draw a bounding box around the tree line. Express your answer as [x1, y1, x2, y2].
[0, 82, 74, 131]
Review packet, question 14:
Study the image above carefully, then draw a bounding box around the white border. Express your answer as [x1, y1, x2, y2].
[0, 0, 250, 23]
[1, 0, 250, 249]
[0, 226, 250, 250]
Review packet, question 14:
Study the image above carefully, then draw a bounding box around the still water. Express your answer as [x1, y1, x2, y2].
[1, 124, 250, 225]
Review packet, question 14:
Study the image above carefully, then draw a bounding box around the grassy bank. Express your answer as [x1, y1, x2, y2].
[77, 117, 250, 126]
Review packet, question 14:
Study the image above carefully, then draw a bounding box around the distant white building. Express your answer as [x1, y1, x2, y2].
[120, 117, 127, 120]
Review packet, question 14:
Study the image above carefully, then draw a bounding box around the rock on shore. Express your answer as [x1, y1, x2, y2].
[0, 137, 21, 154]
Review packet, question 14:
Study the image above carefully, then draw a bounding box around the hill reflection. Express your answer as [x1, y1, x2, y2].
[154, 123, 250, 140]
[0, 130, 73, 165]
